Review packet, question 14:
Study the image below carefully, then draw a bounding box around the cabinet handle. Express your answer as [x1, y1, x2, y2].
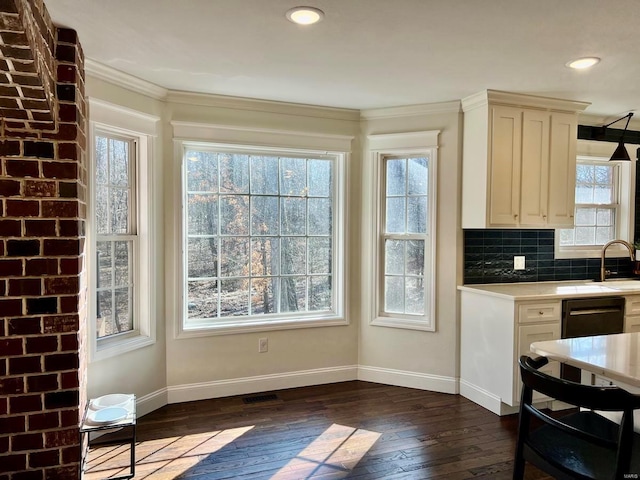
[514, 214, 518, 219]
[539, 311, 544, 315]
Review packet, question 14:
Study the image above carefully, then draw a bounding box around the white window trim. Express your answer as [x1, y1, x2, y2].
[555, 140, 636, 259]
[88, 99, 159, 361]
[367, 131, 439, 331]
[171, 123, 353, 338]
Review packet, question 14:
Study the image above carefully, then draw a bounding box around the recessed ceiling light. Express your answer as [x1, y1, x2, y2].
[286, 6, 324, 25]
[566, 57, 600, 70]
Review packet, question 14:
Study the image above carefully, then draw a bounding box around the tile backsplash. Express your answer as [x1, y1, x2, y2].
[463, 229, 634, 284]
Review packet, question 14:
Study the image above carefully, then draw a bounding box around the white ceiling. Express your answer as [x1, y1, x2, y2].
[46, 0, 640, 120]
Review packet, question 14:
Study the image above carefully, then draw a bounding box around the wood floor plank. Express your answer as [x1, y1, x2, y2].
[85, 381, 553, 479]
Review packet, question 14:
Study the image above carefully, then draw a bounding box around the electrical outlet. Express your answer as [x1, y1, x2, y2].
[514, 256, 525, 270]
[258, 337, 268, 353]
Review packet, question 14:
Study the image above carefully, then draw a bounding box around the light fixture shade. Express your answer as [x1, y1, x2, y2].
[610, 141, 631, 161]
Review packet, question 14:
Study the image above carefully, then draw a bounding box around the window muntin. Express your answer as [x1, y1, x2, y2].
[559, 160, 619, 248]
[94, 133, 136, 339]
[183, 147, 340, 329]
[380, 155, 431, 320]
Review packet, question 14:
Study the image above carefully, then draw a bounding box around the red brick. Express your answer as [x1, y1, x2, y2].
[43, 465, 77, 480]
[28, 374, 59, 393]
[42, 200, 78, 218]
[0, 397, 6, 415]
[6, 199, 39, 217]
[26, 297, 57, 315]
[0, 415, 26, 434]
[28, 412, 59, 430]
[57, 142, 77, 160]
[0, 299, 23, 317]
[44, 427, 77, 448]
[0, 435, 7, 454]
[0, 376, 24, 395]
[0, 179, 21, 196]
[5, 160, 39, 177]
[43, 239, 80, 256]
[0, 259, 23, 276]
[0, 453, 26, 472]
[7, 239, 40, 256]
[59, 408, 79, 428]
[25, 258, 58, 276]
[24, 180, 56, 197]
[59, 296, 78, 313]
[10, 394, 44, 414]
[43, 315, 78, 333]
[56, 64, 76, 83]
[0, 219, 21, 236]
[59, 334, 77, 352]
[60, 258, 82, 275]
[8, 278, 42, 296]
[58, 104, 77, 122]
[26, 336, 58, 354]
[58, 182, 77, 199]
[45, 390, 78, 409]
[12, 432, 43, 451]
[29, 449, 59, 468]
[61, 445, 79, 464]
[25, 219, 56, 237]
[44, 353, 77, 372]
[41, 161, 77, 179]
[8, 317, 42, 335]
[0, 338, 24, 356]
[9, 355, 42, 375]
[44, 276, 78, 295]
[60, 372, 78, 389]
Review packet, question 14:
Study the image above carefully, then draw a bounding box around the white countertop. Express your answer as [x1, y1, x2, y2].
[458, 279, 640, 300]
[531, 333, 640, 388]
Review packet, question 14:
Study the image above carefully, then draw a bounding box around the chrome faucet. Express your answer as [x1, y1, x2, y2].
[600, 239, 635, 281]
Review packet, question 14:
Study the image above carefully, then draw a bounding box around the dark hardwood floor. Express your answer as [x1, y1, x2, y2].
[84, 381, 552, 479]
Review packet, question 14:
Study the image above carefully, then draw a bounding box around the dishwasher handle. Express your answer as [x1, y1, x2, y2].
[569, 307, 624, 316]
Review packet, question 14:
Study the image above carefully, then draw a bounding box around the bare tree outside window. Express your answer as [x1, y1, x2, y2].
[185, 149, 335, 325]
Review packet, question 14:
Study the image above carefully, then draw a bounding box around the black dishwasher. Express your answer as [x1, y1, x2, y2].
[561, 296, 625, 382]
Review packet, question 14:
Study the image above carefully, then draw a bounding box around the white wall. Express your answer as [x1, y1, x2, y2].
[84, 72, 464, 411]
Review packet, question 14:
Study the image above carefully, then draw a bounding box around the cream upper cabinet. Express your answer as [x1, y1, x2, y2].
[462, 90, 590, 229]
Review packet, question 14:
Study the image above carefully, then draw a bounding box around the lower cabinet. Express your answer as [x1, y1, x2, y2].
[460, 290, 561, 415]
[625, 295, 640, 333]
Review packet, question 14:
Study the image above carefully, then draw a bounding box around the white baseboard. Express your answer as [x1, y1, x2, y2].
[459, 379, 518, 416]
[167, 365, 359, 404]
[136, 388, 169, 417]
[358, 365, 458, 394]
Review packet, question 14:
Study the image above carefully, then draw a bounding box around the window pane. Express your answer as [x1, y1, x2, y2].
[575, 186, 593, 204]
[97, 241, 112, 289]
[115, 287, 132, 332]
[188, 194, 218, 235]
[251, 238, 279, 276]
[310, 276, 331, 311]
[596, 208, 612, 226]
[220, 237, 249, 277]
[188, 238, 217, 278]
[187, 151, 218, 192]
[407, 197, 427, 234]
[114, 241, 130, 286]
[95, 186, 109, 235]
[384, 277, 404, 313]
[220, 279, 249, 316]
[251, 196, 279, 235]
[280, 157, 306, 196]
[386, 198, 405, 233]
[250, 156, 279, 195]
[407, 158, 427, 195]
[308, 159, 331, 197]
[308, 237, 331, 274]
[406, 240, 425, 276]
[220, 195, 249, 235]
[385, 240, 404, 275]
[281, 198, 306, 235]
[594, 186, 613, 204]
[281, 237, 305, 275]
[96, 290, 113, 339]
[558, 229, 574, 246]
[96, 136, 108, 185]
[308, 198, 331, 235]
[280, 277, 306, 312]
[575, 207, 596, 226]
[110, 138, 129, 186]
[187, 280, 218, 319]
[251, 277, 277, 314]
[386, 159, 406, 196]
[405, 278, 425, 315]
[220, 154, 249, 194]
[110, 188, 128, 233]
[596, 226, 614, 245]
[575, 226, 595, 245]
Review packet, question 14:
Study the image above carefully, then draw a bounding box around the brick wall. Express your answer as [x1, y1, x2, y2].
[0, 0, 87, 478]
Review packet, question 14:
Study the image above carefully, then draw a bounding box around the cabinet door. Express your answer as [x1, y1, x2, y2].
[520, 110, 550, 225]
[547, 112, 577, 226]
[625, 315, 640, 333]
[516, 323, 561, 403]
[489, 106, 522, 225]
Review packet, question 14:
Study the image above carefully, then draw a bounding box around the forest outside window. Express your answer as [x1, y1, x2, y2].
[182, 145, 345, 333]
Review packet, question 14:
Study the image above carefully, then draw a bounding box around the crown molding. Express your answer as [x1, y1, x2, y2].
[360, 101, 461, 120]
[462, 89, 590, 113]
[167, 90, 360, 122]
[85, 58, 169, 100]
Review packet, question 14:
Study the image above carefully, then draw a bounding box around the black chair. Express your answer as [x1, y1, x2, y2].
[513, 355, 640, 480]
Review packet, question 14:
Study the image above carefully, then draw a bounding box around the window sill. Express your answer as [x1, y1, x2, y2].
[371, 316, 434, 332]
[93, 333, 155, 362]
[177, 315, 348, 339]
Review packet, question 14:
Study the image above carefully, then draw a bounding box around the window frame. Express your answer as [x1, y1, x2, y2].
[177, 141, 348, 337]
[88, 99, 159, 361]
[368, 131, 439, 331]
[555, 140, 635, 259]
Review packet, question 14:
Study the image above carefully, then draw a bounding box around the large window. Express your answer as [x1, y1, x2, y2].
[89, 99, 158, 360]
[367, 130, 438, 331]
[95, 133, 136, 338]
[182, 145, 345, 332]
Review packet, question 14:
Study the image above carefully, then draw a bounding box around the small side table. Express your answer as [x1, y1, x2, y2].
[80, 394, 136, 480]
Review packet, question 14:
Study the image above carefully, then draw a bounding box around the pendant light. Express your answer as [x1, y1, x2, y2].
[605, 112, 634, 161]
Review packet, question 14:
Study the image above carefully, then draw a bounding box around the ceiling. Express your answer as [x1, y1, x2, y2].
[45, 0, 640, 120]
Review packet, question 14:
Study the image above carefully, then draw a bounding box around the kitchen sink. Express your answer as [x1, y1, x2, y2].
[590, 279, 640, 291]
